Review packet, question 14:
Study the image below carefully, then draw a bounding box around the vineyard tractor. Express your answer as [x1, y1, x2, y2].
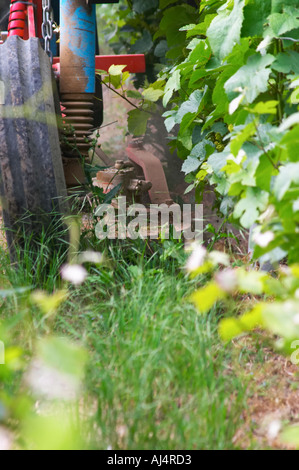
[0, 0, 174, 252]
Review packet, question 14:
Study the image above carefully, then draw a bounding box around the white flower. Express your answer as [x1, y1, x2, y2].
[25, 359, 79, 401]
[252, 231, 275, 248]
[60, 264, 88, 285]
[78, 251, 103, 264]
[116, 425, 127, 439]
[280, 265, 292, 276]
[267, 420, 281, 441]
[215, 269, 238, 292]
[0, 427, 12, 451]
[185, 244, 207, 272]
[208, 251, 230, 266]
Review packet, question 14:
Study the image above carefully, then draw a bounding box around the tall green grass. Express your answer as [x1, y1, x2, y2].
[0, 221, 247, 449]
[0, 213, 69, 291]
[55, 239, 246, 450]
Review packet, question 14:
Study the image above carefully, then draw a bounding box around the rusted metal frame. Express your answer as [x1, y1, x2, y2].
[93, 160, 152, 203]
[126, 143, 173, 206]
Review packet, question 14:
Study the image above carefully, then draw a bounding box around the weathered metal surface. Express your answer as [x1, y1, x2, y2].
[126, 143, 173, 205]
[0, 1, 10, 31]
[62, 157, 85, 187]
[61, 92, 94, 156]
[60, 0, 96, 94]
[93, 160, 152, 201]
[59, 0, 96, 176]
[0, 36, 67, 249]
[93, 144, 114, 167]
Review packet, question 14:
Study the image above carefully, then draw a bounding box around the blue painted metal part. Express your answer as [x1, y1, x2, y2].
[50, 33, 58, 59]
[60, 0, 96, 94]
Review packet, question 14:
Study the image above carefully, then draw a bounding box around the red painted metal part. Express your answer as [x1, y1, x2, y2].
[34, 0, 43, 39]
[8, 1, 27, 37]
[95, 54, 146, 74]
[8, 0, 36, 39]
[53, 54, 146, 74]
[27, 1, 36, 38]
[6, 1, 145, 74]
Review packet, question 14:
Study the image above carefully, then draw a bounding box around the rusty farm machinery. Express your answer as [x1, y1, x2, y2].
[0, 0, 176, 251]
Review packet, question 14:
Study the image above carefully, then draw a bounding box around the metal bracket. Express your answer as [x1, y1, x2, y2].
[126, 143, 173, 206]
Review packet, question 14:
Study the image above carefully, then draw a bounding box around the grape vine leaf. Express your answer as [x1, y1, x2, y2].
[163, 69, 181, 107]
[207, 0, 245, 60]
[224, 54, 275, 104]
[175, 90, 205, 124]
[132, 0, 158, 14]
[241, 0, 271, 37]
[142, 88, 164, 102]
[182, 157, 201, 175]
[268, 8, 299, 37]
[130, 30, 153, 54]
[273, 162, 299, 201]
[234, 187, 269, 227]
[272, 51, 299, 74]
[128, 109, 150, 136]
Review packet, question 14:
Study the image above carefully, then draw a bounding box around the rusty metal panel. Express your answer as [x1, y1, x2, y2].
[126, 143, 173, 205]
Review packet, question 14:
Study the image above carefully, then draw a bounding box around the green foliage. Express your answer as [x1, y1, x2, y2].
[99, 1, 299, 264]
[97, 0, 200, 85]
[0, 233, 248, 450]
[127, 108, 150, 135]
[96, 65, 159, 136]
[219, 263, 299, 356]
[207, 0, 245, 60]
[187, 245, 299, 379]
[0, 219, 95, 449]
[0, 283, 87, 449]
[56, 239, 246, 450]
[186, 247, 298, 451]
[144, 0, 299, 264]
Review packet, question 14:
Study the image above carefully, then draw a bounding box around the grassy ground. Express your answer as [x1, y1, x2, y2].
[0, 227, 248, 450]
[55, 241, 246, 450]
[1, 222, 299, 449]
